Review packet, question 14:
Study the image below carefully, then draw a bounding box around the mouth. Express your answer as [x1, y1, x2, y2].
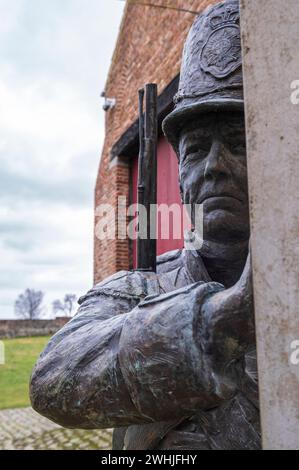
[199, 194, 244, 204]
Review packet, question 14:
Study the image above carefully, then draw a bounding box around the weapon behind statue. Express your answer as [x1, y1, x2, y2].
[137, 84, 158, 272]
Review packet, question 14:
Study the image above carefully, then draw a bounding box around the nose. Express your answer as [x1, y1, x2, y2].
[204, 139, 230, 182]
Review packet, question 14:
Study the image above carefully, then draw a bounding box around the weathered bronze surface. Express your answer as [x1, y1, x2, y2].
[30, 0, 260, 450]
[137, 83, 158, 272]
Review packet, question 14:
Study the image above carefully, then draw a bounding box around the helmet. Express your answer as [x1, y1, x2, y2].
[162, 0, 243, 156]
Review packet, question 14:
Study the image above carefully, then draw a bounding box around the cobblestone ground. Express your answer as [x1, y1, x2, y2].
[0, 407, 113, 450]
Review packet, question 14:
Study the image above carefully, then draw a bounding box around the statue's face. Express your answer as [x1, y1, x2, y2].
[179, 110, 250, 243]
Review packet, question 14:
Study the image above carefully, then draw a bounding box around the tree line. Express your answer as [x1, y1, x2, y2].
[14, 289, 77, 320]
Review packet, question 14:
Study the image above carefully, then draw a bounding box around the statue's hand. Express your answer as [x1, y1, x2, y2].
[199, 251, 255, 365]
[234, 250, 253, 313]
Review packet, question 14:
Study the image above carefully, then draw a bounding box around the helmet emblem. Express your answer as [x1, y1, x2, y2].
[200, 5, 241, 78]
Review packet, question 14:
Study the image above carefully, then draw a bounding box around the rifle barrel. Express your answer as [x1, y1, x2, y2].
[137, 83, 157, 272]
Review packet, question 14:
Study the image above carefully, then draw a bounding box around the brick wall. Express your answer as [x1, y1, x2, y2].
[94, 0, 219, 284]
[0, 318, 70, 339]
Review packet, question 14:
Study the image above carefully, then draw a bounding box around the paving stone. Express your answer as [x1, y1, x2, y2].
[0, 407, 113, 450]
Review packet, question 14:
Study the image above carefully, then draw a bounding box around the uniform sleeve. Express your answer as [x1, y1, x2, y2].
[30, 272, 239, 430]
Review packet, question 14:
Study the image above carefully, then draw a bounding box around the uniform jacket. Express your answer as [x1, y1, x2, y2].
[30, 249, 261, 450]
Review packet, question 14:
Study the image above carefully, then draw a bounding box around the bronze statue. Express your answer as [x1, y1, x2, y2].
[30, 0, 261, 450]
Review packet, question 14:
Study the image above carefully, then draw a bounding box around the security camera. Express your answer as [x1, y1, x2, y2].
[101, 91, 116, 111]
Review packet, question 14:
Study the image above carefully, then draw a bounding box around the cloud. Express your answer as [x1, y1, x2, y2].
[0, 0, 124, 318]
[0, 155, 95, 207]
[0, 199, 94, 318]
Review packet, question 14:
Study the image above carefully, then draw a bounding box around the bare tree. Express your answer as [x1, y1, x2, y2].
[15, 289, 45, 320]
[52, 294, 77, 317]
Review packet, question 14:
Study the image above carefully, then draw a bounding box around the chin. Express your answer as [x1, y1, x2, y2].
[203, 209, 250, 242]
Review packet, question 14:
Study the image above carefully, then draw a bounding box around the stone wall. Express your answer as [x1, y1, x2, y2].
[0, 318, 70, 339]
[94, 0, 219, 283]
[241, 0, 299, 449]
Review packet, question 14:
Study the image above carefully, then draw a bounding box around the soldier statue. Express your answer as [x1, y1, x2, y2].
[30, 0, 261, 450]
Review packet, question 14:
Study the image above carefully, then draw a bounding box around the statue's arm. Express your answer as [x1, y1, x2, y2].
[30, 270, 156, 429]
[119, 256, 254, 424]
[30, 259, 254, 429]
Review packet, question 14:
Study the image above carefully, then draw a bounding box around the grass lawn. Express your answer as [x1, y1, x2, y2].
[0, 336, 50, 410]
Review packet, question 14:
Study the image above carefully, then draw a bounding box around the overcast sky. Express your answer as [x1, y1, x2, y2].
[0, 0, 125, 318]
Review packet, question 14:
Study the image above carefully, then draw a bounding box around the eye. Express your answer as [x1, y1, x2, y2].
[183, 142, 211, 162]
[181, 151, 206, 167]
[223, 129, 246, 155]
[229, 141, 247, 154]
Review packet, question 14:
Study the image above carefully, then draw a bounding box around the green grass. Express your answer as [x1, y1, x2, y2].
[0, 336, 50, 410]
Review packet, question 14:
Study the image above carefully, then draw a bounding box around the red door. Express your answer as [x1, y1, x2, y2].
[131, 136, 184, 268]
